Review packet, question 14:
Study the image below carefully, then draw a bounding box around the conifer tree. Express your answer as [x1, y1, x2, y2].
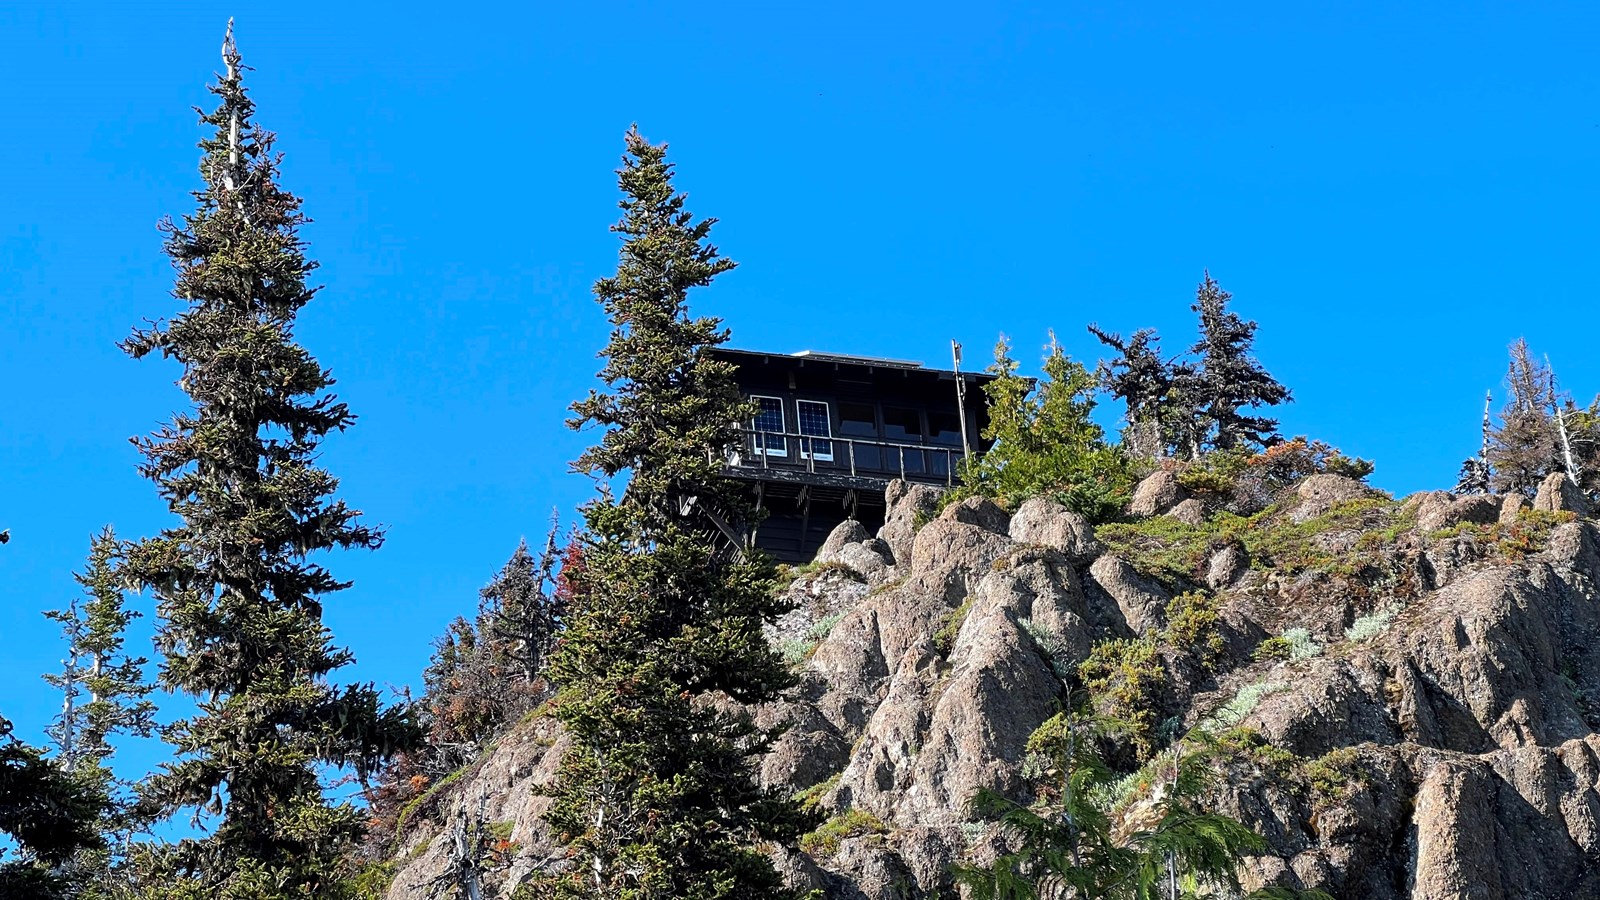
[42, 528, 157, 895]
[958, 336, 1133, 521]
[1087, 325, 1172, 459]
[524, 127, 807, 899]
[0, 715, 105, 900]
[953, 713, 1296, 900]
[1488, 339, 1562, 496]
[1185, 274, 1290, 455]
[45, 528, 156, 777]
[118, 24, 413, 898]
[1454, 391, 1495, 495]
[480, 527, 566, 685]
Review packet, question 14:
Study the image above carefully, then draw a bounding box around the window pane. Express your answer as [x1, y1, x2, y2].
[839, 402, 877, 437]
[928, 411, 963, 446]
[839, 402, 879, 470]
[883, 407, 923, 442]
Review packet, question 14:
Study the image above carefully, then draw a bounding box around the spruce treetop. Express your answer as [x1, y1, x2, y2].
[1187, 273, 1290, 452]
[569, 126, 751, 527]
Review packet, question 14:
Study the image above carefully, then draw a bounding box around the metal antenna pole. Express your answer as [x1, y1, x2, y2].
[952, 341, 972, 467]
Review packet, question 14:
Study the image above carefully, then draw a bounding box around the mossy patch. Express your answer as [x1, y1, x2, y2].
[800, 808, 888, 858]
[933, 595, 977, 657]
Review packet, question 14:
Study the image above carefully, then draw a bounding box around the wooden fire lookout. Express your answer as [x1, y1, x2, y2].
[713, 347, 996, 563]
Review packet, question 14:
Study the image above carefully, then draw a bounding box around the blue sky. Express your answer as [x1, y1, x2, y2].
[3, 0, 1600, 780]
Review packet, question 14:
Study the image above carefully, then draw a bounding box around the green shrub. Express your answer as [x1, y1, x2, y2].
[1302, 747, 1364, 805]
[1203, 679, 1288, 730]
[933, 595, 977, 657]
[1165, 591, 1225, 668]
[342, 861, 398, 900]
[1280, 627, 1322, 660]
[1078, 638, 1166, 758]
[1176, 450, 1251, 497]
[792, 772, 842, 816]
[1018, 617, 1076, 679]
[1254, 636, 1292, 662]
[799, 808, 887, 858]
[1097, 497, 1400, 588]
[1255, 627, 1321, 662]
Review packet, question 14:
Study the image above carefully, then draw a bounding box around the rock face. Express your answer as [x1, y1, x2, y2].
[1007, 496, 1101, 563]
[1293, 473, 1375, 522]
[877, 480, 946, 565]
[1415, 492, 1502, 533]
[1129, 469, 1188, 517]
[1534, 471, 1590, 516]
[381, 478, 1600, 900]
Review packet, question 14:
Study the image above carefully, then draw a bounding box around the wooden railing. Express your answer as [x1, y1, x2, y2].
[730, 428, 965, 486]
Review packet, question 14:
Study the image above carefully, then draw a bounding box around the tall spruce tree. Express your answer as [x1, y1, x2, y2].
[118, 24, 413, 898]
[524, 127, 807, 899]
[1186, 274, 1290, 455]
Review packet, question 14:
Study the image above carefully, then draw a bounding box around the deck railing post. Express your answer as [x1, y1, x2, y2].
[849, 441, 856, 476]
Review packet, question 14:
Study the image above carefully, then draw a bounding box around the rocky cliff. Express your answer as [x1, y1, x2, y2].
[381, 472, 1600, 899]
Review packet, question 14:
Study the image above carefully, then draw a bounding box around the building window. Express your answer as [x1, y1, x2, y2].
[752, 395, 787, 456]
[882, 406, 925, 475]
[928, 411, 963, 446]
[883, 406, 922, 441]
[796, 399, 833, 461]
[838, 401, 880, 469]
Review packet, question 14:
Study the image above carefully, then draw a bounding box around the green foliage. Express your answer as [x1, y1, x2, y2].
[1324, 454, 1376, 481]
[1434, 506, 1578, 558]
[799, 808, 887, 858]
[1253, 637, 1292, 662]
[1344, 606, 1398, 643]
[1018, 618, 1077, 680]
[776, 560, 864, 595]
[1301, 748, 1364, 806]
[951, 336, 1134, 522]
[40, 528, 157, 894]
[934, 595, 978, 657]
[954, 710, 1272, 900]
[340, 860, 398, 900]
[1213, 729, 1367, 820]
[1175, 450, 1251, 498]
[1254, 628, 1322, 663]
[1184, 274, 1292, 454]
[1078, 639, 1167, 758]
[1164, 592, 1225, 669]
[1175, 438, 1372, 515]
[0, 715, 107, 900]
[792, 773, 842, 817]
[1203, 680, 1289, 731]
[525, 129, 809, 900]
[117, 30, 418, 898]
[1097, 497, 1399, 589]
